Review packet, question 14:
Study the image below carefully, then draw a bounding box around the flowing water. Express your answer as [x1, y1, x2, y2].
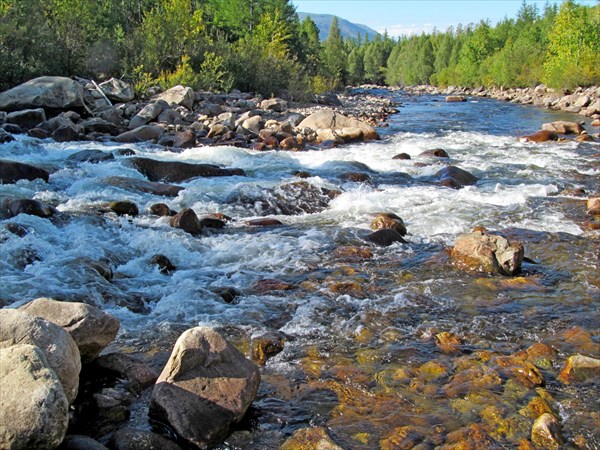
[1, 90, 599, 448]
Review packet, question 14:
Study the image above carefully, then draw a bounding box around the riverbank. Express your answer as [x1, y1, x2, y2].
[396, 84, 600, 120]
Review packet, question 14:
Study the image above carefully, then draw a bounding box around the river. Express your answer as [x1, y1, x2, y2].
[1, 89, 598, 448]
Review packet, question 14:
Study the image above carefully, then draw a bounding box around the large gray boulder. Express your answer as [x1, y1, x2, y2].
[19, 297, 120, 363]
[128, 102, 166, 129]
[0, 76, 85, 112]
[451, 230, 524, 276]
[0, 160, 49, 184]
[127, 157, 245, 182]
[0, 309, 81, 403]
[114, 125, 163, 143]
[6, 108, 47, 129]
[150, 327, 260, 449]
[99, 78, 135, 103]
[298, 110, 379, 141]
[154, 85, 194, 110]
[0, 344, 69, 450]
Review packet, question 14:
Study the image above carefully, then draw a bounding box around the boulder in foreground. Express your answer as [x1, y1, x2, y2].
[150, 327, 260, 449]
[451, 230, 524, 276]
[0, 345, 69, 450]
[19, 298, 120, 363]
[0, 159, 49, 184]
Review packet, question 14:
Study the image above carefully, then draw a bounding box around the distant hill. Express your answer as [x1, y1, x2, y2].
[297, 12, 380, 42]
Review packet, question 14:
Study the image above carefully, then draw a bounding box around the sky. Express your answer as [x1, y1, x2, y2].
[290, 0, 598, 37]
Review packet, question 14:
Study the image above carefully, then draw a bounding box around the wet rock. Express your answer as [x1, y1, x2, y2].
[106, 176, 183, 197]
[68, 149, 115, 164]
[446, 95, 467, 102]
[169, 208, 203, 235]
[127, 157, 245, 182]
[199, 217, 226, 229]
[0, 345, 69, 450]
[370, 212, 407, 236]
[333, 245, 374, 260]
[0, 309, 81, 403]
[280, 136, 303, 150]
[0, 128, 15, 143]
[443, 423, 502, 449]
[2, 123, 22, 134]
[575, 133, 595, 142]
[109, 201, 139, 216]
[4, 222, 30, 237]
[6, 108, 46, 129]
[109, 428, 182, 450]
[435, 332, 463, 354]
[340, 172, 371, 183]
[0, 159, 49, 183]
[52, 123, 81, 142]
[280, 427, 343, 450]
[0, 76, 85, 112]
[436, 165, 478, 188]
[420, 148, 449, 158]
[586, 196, 600, 215]
[451, 230, 524, 276]
[245, 218, 283, 226]
[154, 85, 194, 110]
[494, 355, 544, 387]
[210, 286, 241, 304]
[591, 118, 600, 127]
[149, 327, 261, 449]
[542, 121, 584, 135]
[251, 332, 285, 365]
[558, 354, 600, 384]
[380, 426, 424, 450]
[253, 278, 293, 294]
[392, 153, 411, 160]
[531, 413, 563, 449]
[518, 130, 558, 143]
[19, 298, 120, 363]
[149, 203, 176, 216]
[94, 353, 158, 392]
[150, 254, 177, 274]
[114, 125, 163, 143]
[58, 435, 108, 450]
[71, 385, 132, 438]
[298, 110, 379, 141]
[5, 198, 57, 218]
[365, 229, 407, 246]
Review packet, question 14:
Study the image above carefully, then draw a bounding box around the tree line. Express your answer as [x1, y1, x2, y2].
[0, 0, 598, 96]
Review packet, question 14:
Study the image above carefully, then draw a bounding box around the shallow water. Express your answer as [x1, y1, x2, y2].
[1, 90, 599, 448]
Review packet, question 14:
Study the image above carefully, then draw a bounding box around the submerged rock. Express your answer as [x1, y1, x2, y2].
[108, 428, 182, 450]
[365, 228, 407, 246]
[451, 230, 524, 276]
[435, 165, 478, 188]
[531, 413, 563, 449]
[19, 297, 120, 363]
[0, 309, 81, 403]
[109, 200, 139, 216]
[281, 427, 343, 450]
[127, 157, 245, 183]
[558, 354, 600, 384]
[0, 345, 69, 450]
[0, 159, 49, 184]
[4, 198, 57, 218]
[149, 327, 260, 449]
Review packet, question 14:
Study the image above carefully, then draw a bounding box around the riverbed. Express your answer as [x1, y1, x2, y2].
[1, 89, 598, 448]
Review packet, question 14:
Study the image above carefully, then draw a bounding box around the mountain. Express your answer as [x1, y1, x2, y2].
[297, 12, 380, 42]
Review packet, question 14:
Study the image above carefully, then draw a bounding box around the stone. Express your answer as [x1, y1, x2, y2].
[109, 428, 182, 450]
[279, 136, 303, 150]
[370, 212, 407, 236]
[149, 327, 261, 449]
[281, 427, 343, 450]
[154, 85, 194, 110]
[542, 120, 585, 135]
[6, 108, 47, 129]
[52, 123, 81, 142]
[392, 153, 411, 160]
[68, 150, 115, 164]
[207, 123, 229, 139]
[340, 172, 371, 182]
[245, 218, 283, 226]
[337, 127, 364, 142]
[149, 203, 176, 216]
[109, 200, 139, 216]
[57, 435, 108, 450]
[81, 117, 121, 135]
[172, 129, 196, 148]
[0, 76, 85, 112]
[0, 128, 15, 143]
[446, 95, 467, 102]
[106, 176, 183, 197]
[251, 332, 285, 366]
[129, 102, 165, 129]
[436, 165, 478, 188]
[518, 130, 559, 143]
[5, 198, 57, 218]
[0, 309, 81, 403]
[380, 426, 424, 450]
[298, 110, 379, 141]
[127, 157, 245, 182]
[586, 196, 600, 215]
[575, 134, 595, 142]
[260, 98, 287, 112]
[94, 353, 158, 392]
[150, 254, 177, 274]
[419, 148, 449, 158]
[114, 125, 163, 143]
[531, 413, 563, 449]
[365, 229, 407, 246]
[591, 118, 600, 127]
[242, 115, 263, 136]
[451, 231, 524, 276]
[558, 354, 600, 384]
[0, 345, 69, 450]
[98, 78, 134, 103]
[19, 298, 120, 363]
[0, 159, 49, 183]
[210, 286, 240, 304]
[169, 208, 203, 235]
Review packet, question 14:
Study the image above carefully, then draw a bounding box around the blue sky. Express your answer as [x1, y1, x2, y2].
[291, 0, 598, 37]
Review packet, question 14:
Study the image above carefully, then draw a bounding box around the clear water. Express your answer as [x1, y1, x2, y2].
[1, 91, 598, 448]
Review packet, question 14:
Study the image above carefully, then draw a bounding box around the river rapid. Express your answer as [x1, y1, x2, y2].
[1, 89, 599, 448]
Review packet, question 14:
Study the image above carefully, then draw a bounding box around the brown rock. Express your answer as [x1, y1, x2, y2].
[370, 212, 407, 236]
[365, 229, 407, 246]
[392, 153, 411, 160]
[94, 353, 159, 392]
[150, 254, 177, 274]
[436, 165, 478, 188]
[587, 196, 600, 215]
[281, 427, 343, 450]
[280, 136, 304, 150]
[0, 159, 49, 184]
[298, 110, 379, 141]
[115, 125, 163, 143]
[149, 203, 176, 216]
[558, 354, 600, 384]
[149, 327, 260, 449]
[531, 413, 563, 449]
[380, 426, 424, 450]
[419, 148, 449, 158]
[169, 208, 203, 235]
[340, 172, 371, 183]
[446, 95, 467, 102]
[253, 278, 293, 293]
[251, 332, 285, 365]
[109, 201, 139, 216]
[451, 231, 524, 276]
[435, 332, 463, 354]
[519, 130, 559, 143]
[245, 218, 283, 226]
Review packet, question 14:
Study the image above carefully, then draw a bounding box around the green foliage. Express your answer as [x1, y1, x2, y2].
[321, 16, 348, 88]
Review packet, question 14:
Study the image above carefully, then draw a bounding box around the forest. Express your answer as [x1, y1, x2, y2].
[0, 0, 598, 96]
